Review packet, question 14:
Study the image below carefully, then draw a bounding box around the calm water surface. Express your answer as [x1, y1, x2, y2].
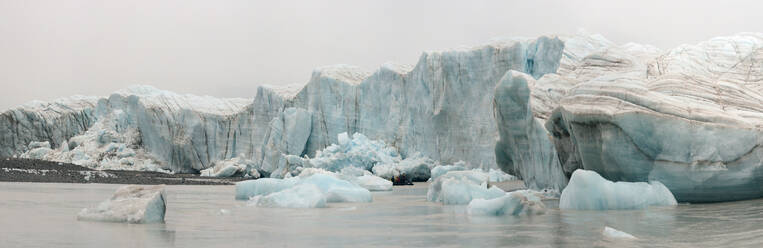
[0, 182, 761, 247]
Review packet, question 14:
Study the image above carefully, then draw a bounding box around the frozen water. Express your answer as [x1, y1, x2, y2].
[300, 174, 372, 203]
[248, 184, 327, 208]
[427, 171, 504, 205]
[235, 177, 299, 200]
[559, 170, 677, 210]
[77, 185, 166, 224]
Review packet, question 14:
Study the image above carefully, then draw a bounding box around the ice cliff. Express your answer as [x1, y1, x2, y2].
[3, 33, 763, 202]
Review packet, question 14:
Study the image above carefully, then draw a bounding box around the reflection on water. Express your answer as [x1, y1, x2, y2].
[0, 182, 761, 247]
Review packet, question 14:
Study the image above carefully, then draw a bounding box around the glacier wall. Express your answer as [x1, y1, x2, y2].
[0, 36, 568, 175]
[4, 33, 763, 202]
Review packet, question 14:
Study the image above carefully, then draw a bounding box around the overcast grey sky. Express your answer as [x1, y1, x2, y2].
[1, 0, 760, 110]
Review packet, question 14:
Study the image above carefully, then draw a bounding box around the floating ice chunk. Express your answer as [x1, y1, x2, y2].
[77, 185, 166, 224]
[300, 174, 372, 203]
[430, 163, 466, 181]
[602, 226, 637, 240]
[467, 190, 546, 216]
[427, 171, 503, 205]
[235, 177, 299, 200]
[249, 184, 327, 208]
[559, 170, 677, 210]
[353, 175, 393, 191]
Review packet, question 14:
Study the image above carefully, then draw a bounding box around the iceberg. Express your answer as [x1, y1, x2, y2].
[467, 190, 546, 216]
[559, 170, 677, 210]
[427, 171, 505, 205]
[238, 172, 372, 208]
[235, 177, 299, 200]
[602, 226, 637, 240]
[77, 185, 166, 224]
[249, 184, 327, 208]
[300, 174, 372, 203]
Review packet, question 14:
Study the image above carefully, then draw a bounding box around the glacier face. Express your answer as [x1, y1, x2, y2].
[3, 33, 763, 202]
[0, 36, 566, 174]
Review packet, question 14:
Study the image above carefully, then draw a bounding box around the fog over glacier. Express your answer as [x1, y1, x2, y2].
[1, 0, 761, 110]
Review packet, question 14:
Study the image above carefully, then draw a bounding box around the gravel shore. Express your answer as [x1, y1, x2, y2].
[0, 158, 243, 185]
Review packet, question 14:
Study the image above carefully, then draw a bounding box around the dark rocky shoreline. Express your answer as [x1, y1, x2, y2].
[0, 158, 243, 185]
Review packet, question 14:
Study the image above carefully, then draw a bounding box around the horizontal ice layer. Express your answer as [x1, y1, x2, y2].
[548, 33, 763, 202]
[559, 170, 677, 210]
[77, 185, 166, 224]
[467, 190, 546, 216]
[427, 171, 505, 205]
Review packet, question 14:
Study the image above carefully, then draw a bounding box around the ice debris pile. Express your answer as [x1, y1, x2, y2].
[467, 190, 546, 216]
[77, 185, 166, 224]
[237, 169, 390, 208]
[559, 170, 677, 210]
[298, 132, 436, 183]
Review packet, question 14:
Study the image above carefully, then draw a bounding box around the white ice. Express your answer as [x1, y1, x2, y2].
[427, 171, 504, 205]
[559, 170, 677, 210]
[77, 185, 166, 224]
[249, 184, 327, 208]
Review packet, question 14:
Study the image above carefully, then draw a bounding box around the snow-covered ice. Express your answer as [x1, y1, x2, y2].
[467, 190, 546, 216]
[77, 185, 166, 224]
[559, 170, 677, 210]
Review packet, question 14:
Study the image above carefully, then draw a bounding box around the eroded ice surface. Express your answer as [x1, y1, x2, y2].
[467, 190, 546, 216]
[77, 185, 166, 224]
[427, 171, 505, 205]
[559, 170, 677, 210]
